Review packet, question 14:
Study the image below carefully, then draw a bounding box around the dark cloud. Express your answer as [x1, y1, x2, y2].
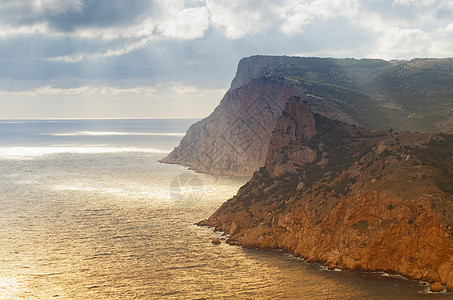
[0, 0, 157, 32]
[47, 0, 156, 32]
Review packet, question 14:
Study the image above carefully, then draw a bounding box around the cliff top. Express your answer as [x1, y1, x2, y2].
[228, 55, 453, 133]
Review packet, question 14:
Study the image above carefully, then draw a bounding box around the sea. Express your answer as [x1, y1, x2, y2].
[0, 119, 449, 299]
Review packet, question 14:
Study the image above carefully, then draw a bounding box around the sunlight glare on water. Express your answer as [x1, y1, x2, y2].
[0, 146, 170, 160]
[0, 119, 446, 299]
[45, 131, 186, 137]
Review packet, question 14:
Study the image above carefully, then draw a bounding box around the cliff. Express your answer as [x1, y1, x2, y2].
[162, 55, 453, 176]
[161, 76, 355, 176]
[160, 78, 307, 176]
[199, 97, 453, 290]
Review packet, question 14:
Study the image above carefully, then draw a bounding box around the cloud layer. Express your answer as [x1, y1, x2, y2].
[0, 0, 452, 118]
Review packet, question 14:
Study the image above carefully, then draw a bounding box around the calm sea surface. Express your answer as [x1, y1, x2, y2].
[0, 119, 449, 299]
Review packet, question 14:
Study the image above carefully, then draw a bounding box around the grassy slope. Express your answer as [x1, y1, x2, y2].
[270, 57, 453, 132]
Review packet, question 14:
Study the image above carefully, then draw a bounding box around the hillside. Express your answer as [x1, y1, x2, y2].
[162, 55, 453, 176]
[272, 56, 453, 132]
[199, 96, 453, 290]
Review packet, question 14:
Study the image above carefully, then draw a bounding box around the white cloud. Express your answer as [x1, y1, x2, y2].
[1, 0, 452, 61]
[159, 6, 209, 39]
[368, 27, 430, 58]
[47, 35, 155, 62]
[0, 0, 208, 41]
[392, 0, 436, 7]
[425, 22, 453, 57]
[344, 1, 453, 59]
[0, 23, 51, 38]
[48, 55, 84, 63]
[279, 0, 359, 34]
[0, 1, 211, 61]
[206, 0, 274, 39]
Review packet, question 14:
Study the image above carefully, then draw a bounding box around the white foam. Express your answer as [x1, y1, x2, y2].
[0, 146, 170, 160]
[45, 131, 185, 137]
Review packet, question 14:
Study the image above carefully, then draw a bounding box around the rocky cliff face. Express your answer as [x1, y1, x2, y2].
[199, 97, 453, 290]
[229, 56, 292, 90]
[162, 55, 453, 176]
[264, 97, 317, 177]
[162, 57, 368, 176]
[161, 77, 357, 176]
[160, 78, 307, 176]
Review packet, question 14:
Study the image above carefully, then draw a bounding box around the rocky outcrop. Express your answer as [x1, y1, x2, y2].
[161, 78, 307, 176]
[430, 282, 444, 293]
[229, 56, 292, 90]
[264, 97, 317, 177]
[211, 238, 221, 245]
[199, 97, 453, 290]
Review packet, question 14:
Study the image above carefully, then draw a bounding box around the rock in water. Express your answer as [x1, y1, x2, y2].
[211, 238, 221, 245]
[430, 282, 443, 293]
[327, 263, 336, 271]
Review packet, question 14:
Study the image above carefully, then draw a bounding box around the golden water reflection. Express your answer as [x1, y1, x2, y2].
[0, 151, 443, 299]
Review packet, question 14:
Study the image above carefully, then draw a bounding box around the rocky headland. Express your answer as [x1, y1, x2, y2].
[162, 55, 453, 176]
[162, 55, 453, 291]
[198, 96, 453, 291]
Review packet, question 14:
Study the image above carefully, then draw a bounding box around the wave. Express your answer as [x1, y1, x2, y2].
[44, 131, 186, 137]
[0, 146, 171, 160]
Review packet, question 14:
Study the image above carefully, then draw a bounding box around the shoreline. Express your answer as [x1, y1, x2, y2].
[198, 221, 453, 294]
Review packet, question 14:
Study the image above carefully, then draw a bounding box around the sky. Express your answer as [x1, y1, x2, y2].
[0, 0, 452, 119]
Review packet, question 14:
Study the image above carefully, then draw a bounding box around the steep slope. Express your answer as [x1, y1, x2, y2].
[162, 55, 453, 176]
[199, 97, 453, 290]
[160, 78, 307, 176]
[161, 77, 354, 176]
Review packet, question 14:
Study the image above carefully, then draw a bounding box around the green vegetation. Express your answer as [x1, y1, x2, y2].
[300, 114, 376, 190]
[269, 57, 453, 133]
[411, 134, 453, 195]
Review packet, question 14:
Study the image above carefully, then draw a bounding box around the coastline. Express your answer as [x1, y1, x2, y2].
[198, 220, 453, 294]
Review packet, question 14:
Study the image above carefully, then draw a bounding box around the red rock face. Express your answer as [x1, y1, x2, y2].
[203, 191, 453, 290]
[198, 98, 453, 290]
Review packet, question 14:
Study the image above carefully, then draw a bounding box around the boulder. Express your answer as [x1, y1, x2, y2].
[430, 282, 443, 293]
